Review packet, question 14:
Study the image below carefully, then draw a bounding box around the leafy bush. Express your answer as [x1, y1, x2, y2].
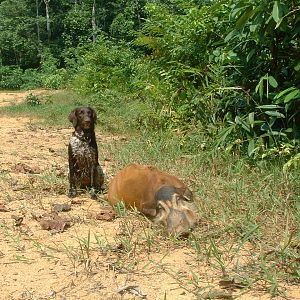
[66, 0, 299, 162]
[20, 69, 43, 89]
[89, 89, 167, 133]
[0, 66, 24, 89]
[0, 49, 69, 90]
[26, 93, 41, 106]
[41, 69, 68, 89]
[72, 37, 136, 94]
[214, 0, 300, 157]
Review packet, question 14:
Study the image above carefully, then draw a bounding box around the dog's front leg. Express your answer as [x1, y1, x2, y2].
[68, 147, 77, 198]
[89, 164, 97, 200]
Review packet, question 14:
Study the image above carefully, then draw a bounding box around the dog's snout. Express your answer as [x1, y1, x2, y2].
[83, 119, 91, 125]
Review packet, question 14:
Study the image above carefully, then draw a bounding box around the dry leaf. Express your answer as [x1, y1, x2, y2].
[116, 285, 147, 299]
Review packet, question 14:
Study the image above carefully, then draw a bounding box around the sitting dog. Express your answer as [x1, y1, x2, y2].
[68, 106, 104, 199]
[107, 163, 198, 235]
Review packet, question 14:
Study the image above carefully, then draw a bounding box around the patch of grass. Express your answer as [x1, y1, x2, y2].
[0, 90, 89, 127]
[0, 89, 149, 134]
[103, 129, 300, 294]
[90, 90, 166, 135]
[0, 223, 24, 251]
[32, 171, 67, 195]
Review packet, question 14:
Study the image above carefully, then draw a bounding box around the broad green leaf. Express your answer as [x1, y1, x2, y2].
[268, 76, 278, 88]
[265, 111, 285, 118]
[257, 104, 281, 109]
[213, 49, 220, 56]
[255, 78, 264, 99]
[225, 29, 238, 42]
[246, 49, 256, 62]
[275, 18, 283, 29]
[260, 131, 287, 137]
[274, 87, 296, 99]
[272, 1, 280, 23]
[217, 125, 235, 146]
[241, 123, 251, 133]
[236, 6, 254, 30]
[231, 6, 245, 19]
[261, 123, 270, 132]
[284, 89, 300, 103]
[235, 116, 251, 133]
[248, 139, 255, 157]
[248, 112, 255, 126]
[235, 115, 242, 124]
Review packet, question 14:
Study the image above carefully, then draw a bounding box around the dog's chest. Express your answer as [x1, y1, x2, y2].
[70, 136, 96, 166]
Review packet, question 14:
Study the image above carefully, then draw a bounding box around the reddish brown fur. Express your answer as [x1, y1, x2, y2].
[108, 164, 190, 215]
[107, 163, 198, 235]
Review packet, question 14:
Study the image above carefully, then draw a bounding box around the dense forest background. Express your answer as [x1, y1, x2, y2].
[0, 0, 299, 162]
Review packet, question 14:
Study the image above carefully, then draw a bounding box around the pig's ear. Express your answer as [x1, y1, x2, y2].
[170, 194, 181, 209]
[153, 201, 170, 224]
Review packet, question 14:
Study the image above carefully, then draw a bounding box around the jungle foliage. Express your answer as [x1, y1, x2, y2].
[0, 0, 299, 161]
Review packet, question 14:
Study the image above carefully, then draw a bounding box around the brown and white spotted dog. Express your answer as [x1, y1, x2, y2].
[68, 106, 104, 199]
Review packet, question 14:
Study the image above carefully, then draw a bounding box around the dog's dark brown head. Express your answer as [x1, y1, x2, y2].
[69, 107, 97, 132]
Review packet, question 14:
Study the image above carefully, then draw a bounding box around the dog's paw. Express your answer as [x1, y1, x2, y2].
[68, 189, 77, 198]
[90, 193, 98, 200]
[90, 188, 97, 200]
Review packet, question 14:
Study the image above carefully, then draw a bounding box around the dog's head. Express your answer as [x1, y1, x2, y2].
[69, 107, 97, 131]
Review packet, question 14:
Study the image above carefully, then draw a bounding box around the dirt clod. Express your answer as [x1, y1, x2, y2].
[36, 212, 71, 232]
[52, 203, 71, 213]
[12, 162, 41, 174]
[0, 203, 9, 212]
[12, 215, 24, 226]
[95, 209, 116, 221]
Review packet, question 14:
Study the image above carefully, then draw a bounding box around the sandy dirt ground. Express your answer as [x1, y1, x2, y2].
[0, 90, 299, 300]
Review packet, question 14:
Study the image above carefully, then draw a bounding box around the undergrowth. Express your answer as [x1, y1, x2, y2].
[0, 90, 86, 127]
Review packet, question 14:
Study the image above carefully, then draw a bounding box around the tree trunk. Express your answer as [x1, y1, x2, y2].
[44, 0, 51, 42]
[92, 0, 97, 43]
[36, 0, 40, 44]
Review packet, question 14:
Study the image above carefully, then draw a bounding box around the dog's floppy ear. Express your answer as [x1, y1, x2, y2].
[90, 107, 97, 124]
[69, 109, 77, 127]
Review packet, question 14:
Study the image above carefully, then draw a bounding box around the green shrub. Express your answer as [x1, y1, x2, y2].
[0, 66, 24, 89]
[41, 69, 68, 90]
[25, 93, 41, 106]
[72, 37, 136, 94]
[20, 69, 43, 89]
